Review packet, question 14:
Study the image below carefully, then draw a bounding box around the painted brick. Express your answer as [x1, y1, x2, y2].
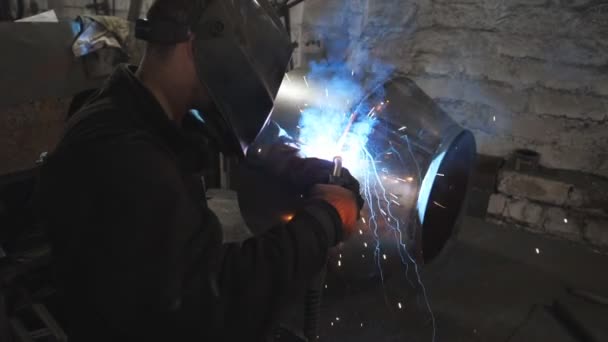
[504, 197, 545, 227]
[412, 76, 529, 114]
[487, 193, 508, 215]
[583, 219, 608, 248]
[498, 170, 573, 206]
[529, 90, 607, 122]
[542, 207, 582, 240]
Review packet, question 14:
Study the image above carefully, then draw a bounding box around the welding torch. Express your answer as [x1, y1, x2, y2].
[303, 156, 343, 341]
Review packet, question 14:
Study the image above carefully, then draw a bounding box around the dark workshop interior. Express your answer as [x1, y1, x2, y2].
[0, 1, 607, 341]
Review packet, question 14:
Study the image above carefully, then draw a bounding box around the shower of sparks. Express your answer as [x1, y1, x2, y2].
[294, 74, 437, 342]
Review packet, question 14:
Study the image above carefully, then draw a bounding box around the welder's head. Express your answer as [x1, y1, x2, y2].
[136, 0, 294, 155]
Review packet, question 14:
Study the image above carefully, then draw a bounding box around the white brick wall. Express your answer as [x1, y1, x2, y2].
[300, 0, 608, 178]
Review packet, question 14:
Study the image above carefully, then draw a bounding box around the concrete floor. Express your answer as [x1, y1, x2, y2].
[206, 190, 608, 341]
[315, 216, 608, 342]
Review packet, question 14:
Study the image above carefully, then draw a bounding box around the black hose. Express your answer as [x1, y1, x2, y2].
[303, 267, 326, 341]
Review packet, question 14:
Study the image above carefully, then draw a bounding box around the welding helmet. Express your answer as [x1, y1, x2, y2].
[135, 0, 294, 155]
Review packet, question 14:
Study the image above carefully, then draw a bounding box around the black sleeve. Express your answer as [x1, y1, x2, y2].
[85, 137, 342, 339]
[82, 137, 205, 338]
[217, 199, 342, 337]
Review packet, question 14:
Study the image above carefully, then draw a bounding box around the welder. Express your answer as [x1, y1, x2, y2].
[36, 0, 363, 341]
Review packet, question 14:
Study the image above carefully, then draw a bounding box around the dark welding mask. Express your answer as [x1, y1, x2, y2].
[135, 0, 293, 155]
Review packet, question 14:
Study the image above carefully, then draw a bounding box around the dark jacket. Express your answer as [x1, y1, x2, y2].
[37, 65, 343, 342]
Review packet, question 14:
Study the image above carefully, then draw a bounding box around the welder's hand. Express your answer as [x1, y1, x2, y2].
[310, 184, 359, 237]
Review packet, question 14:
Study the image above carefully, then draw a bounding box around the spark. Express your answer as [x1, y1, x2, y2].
[398, 302, 403, 309]
[285, 73, 291, 82]
[331, 322, 334, 326]
[336, 317, 340, 321]
[303, 76, 309, 88]
[535, 248, 540, 254]
[433, 201, 447, 209]
[324, 284, 328, 289]
[257, 148, 262, 153]
[299, 109, 304, 113]
[339, 253, 342, 259]
[338, 260, 342, 267]
[492, 115, 496, 122]
[360, 323, 364, 327]
[351, 70, 355, 76]
[564, 218, 568, 223]
[293, 70, 437, 342]
[325, 88, 329, 98]
[437, 173, 445, 177]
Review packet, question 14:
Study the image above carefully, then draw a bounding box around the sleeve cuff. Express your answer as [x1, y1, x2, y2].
[299, 199, 344, 246]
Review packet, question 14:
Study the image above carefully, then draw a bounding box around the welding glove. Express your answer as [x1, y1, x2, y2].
[309, 184, 359, 237]
[250, 142, 364, 211]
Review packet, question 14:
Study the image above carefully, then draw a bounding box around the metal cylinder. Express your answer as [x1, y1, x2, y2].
[238, 67, 476, 268]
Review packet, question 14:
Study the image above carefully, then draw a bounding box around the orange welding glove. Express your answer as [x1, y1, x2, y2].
[309, 184, 359, 238]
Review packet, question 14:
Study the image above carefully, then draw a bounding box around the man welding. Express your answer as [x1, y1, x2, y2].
[36, 0, 362, 341]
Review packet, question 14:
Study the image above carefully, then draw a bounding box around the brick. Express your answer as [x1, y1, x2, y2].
[412, 53, 608, 96]
[487, 193, 508, 215]
[412, 76, 529, 113]
[542, 207, 582, 240]
[413, 29, 608, 67]
[504, 198, 544, 227]
[498, 170, 573, 206]
[529, 90, 607, 122]
[583, 219, 608, 248]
